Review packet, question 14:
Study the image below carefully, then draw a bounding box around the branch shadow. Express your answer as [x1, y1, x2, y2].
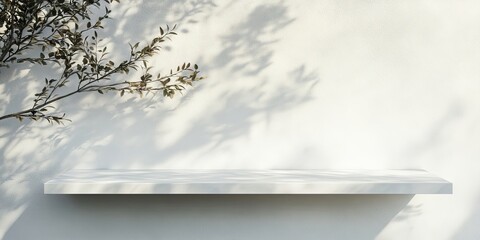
[213, 2, 294, 76]
[104, 0, 217, 43]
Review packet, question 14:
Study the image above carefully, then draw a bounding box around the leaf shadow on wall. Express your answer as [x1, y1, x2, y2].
[213, 3, 294, 76]
[105, 0, 217, 44]
[39, 0, 320, 169]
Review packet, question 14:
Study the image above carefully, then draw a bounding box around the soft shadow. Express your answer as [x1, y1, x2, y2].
[104, 0, 217, 43]
[4, 194, 413, 240]
[404, 103, 463, 164]
[452, 193, 480, 240]
[213, 2, 294, 76]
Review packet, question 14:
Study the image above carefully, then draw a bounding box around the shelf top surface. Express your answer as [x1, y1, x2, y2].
[44, 169, 452, 194]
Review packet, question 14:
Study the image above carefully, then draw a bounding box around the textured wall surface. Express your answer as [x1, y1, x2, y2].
[1, 0, 479, 239]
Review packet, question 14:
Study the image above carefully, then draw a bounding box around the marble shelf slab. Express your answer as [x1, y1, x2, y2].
[44, 169, 452, 194]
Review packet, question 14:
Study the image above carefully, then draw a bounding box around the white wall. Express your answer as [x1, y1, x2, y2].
[1, 0, 479, 239]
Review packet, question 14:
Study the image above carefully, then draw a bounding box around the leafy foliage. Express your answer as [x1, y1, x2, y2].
[0, 0, 203, 124]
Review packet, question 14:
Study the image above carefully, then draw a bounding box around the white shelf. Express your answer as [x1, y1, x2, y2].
[44, 169, 452, 194]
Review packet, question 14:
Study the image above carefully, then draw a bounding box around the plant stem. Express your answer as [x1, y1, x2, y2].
[0, 89, 80, 121]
